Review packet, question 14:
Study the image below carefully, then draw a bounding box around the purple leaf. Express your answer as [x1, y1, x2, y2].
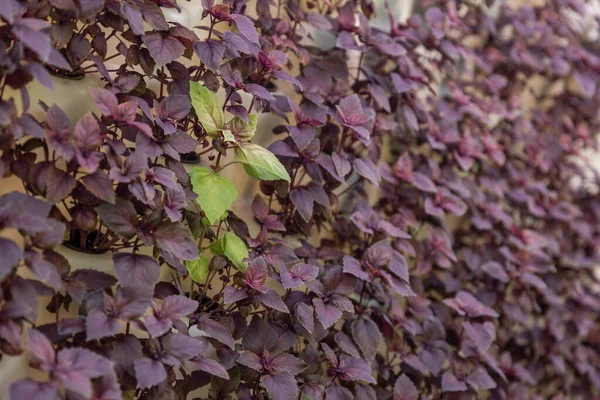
[368, 83, 390, 112]
[141, 3, 169, 30]
[44, 105, 74, 160]
[242, 318, 278, 355]
[252, 194, 269, 219]
[227, 105, 250, 123]
[336, 95, 370, 126]
[159, 95, 191, 121]
[116, 286, 153, 319]
[290, 188, 314, 222]
[444, 291, 499, 318]
[31, 219, 65, 249]
[113, 253, 160, 288]
[161, 131, 198, 159]
[162, 333, 204, 363]
[262, 372, 298, 400]
[272, 71, 303, 91]
[70, 269, 116, 290]
[466, 367, 496, 390]
[110, 335, 142, 375]
[81, 171, 115, 204]
[0, 0, 14, 24]
[393, 374, 418, 400]
[326, 383, 353, 400]
[109, 151, 147, 183]
[332, 152, 352, 180]
[144, 169, 176, 192]
[54, 348, 113, 396]
[194, 39, 226, 72]
[220, 64, 244, 87]
[25, 250, 63, 290]
[403, 105, 418, 131]
[238, 351, 263, 371]
[294, 302, 314, 334]
[12, 21, 52, 62]
[463, 321, 496, 352]
[301, 383, 325, 400]
[258, 289, 290, 313]
[86, 309, 121, 341]
[315, 154, 343, 183]
[122, 2, 144, 35]
[337, 31, 364, 52]
[144, 295, 198, 337]
[9, 380, 60, 400]
[482, 261, 509, 283]
[143, 32, 185, 66]
[27, 329, 55, 369]
[73, 113, 102, 173]
[163, 187, 185, 222]
[338, 355, 376, 383]
[197, 317, 235, 349]
[391, 73, 415, 93]
[312, 298, 341, 329]
[25, 62, 54, 90]
[223, 31, 250, 54]
[342, 255, 369, 281]
[95, 199, 138, 239]
[388, 250, 409, 282]
[153, 222, 199, 260]
[46, 168, 76, 204]
[288, 126, 315, 151]
[223, 286, 249, 303]
[230, 14, 260, 46]
[89, 88, 118, 117]
[0, 238, 22, 281]
[308, 182, 330, 208]
[270, 352, 306, 375]
[193, 357, 229, 379]
[412, 172, 437, 193]
[441, 372, 467, 392]
[18, 114, 44, 138]
[280, 263, 319, 289]
[353, 158, 380, 186]
[243, 257, 269, 293]
[134, 357, 167, 388]
[351, 318, 381, 361]
[335, 332, 361, 358]
[245, 83, 275, 102]
[67, 34, 91, 66]
[372, 33, 406, 56]
[269, 140, 299, 158]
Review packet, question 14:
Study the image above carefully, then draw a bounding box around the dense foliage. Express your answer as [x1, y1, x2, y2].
[1, 0, 600, 398]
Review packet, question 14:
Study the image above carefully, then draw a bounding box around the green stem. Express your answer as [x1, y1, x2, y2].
[216, 160, 241, 172]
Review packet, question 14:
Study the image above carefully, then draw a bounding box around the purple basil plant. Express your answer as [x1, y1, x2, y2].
[1, 0, 600, 399]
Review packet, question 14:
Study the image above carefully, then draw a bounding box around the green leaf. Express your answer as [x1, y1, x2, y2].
[189, 166, 238, 225]
[190, 81, 224, 138]
[186, 255, 210, 282]
[222, 129, 235, 142]
[234, 143, 291, 182]
[229, 114, 258, 142]
[213, 231, 248, 271]
[209, 238, 224, 256]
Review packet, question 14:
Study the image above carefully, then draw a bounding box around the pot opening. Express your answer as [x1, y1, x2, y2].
[63, 229, 109, 255]
[46, 65, 86, 81]
[180, 151, 201, 164]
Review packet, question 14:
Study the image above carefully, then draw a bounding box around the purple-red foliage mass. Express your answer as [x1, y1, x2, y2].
[0, 0, 599, 398]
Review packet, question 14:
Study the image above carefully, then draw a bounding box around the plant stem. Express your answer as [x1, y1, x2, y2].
[216, 160, 240, 172]
[222, 89, 235, 111]
[159, 67, 165, 99]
